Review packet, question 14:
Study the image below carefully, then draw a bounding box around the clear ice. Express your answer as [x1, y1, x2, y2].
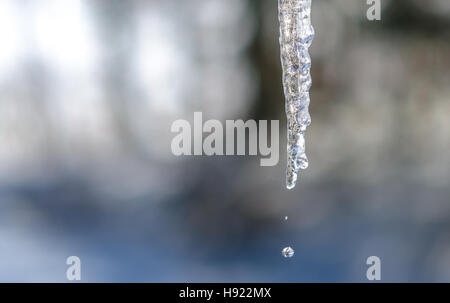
[278, 0, 314, 189]
[282, 246, 295, 258]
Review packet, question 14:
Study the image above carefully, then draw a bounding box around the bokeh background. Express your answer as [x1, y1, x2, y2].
[1, 0, 450, 282]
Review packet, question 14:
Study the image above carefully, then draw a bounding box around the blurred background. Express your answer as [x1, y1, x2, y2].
[1, 0, 450, 282]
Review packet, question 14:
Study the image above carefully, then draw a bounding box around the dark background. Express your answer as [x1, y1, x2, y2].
[0, 0, 450, 282]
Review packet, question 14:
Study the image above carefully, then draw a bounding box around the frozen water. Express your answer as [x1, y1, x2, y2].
[282, 246, 295, 258]
[278, 0, 314, 189]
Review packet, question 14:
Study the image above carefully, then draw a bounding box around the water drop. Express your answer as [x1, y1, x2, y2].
[282, 246, 295, 258]
[284, 216, 288, 221]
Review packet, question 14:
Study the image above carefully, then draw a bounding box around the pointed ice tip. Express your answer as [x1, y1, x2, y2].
[286, 171, 298, 190]
[286, 182, 296, 190]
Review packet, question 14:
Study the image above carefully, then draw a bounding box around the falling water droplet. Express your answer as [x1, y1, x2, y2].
[284, 216, 288, 221]
[282, 246, 295, 258]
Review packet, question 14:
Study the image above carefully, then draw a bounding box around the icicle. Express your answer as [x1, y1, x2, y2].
[278, 0, 314, 189]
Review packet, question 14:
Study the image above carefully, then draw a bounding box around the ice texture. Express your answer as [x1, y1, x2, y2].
[278, 0, 314, 189]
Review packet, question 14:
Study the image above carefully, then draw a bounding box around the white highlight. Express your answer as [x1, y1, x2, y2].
[33, 0, 97, 72]
[0, 1, 21, 76]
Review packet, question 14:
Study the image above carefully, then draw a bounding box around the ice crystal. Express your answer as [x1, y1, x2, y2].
[278, 0, 314, 189]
